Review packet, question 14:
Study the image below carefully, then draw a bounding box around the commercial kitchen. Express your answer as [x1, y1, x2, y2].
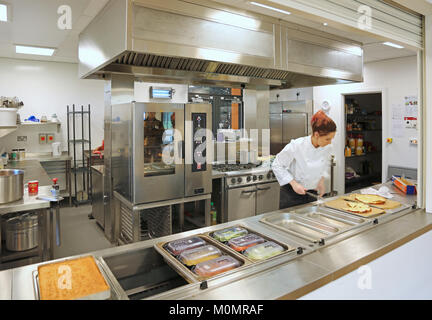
[0, 0, 432, 301]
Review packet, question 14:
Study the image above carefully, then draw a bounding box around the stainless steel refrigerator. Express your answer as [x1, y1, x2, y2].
[270, 100, 313, 155]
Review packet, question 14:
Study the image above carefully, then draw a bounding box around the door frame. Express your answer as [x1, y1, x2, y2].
[341, 88, 387, 193]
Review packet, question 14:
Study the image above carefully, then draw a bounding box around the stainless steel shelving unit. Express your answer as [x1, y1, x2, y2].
[67, 104, 92, 206]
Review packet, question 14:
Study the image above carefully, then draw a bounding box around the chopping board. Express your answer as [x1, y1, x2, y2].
[341, 194, 402, 210]
[324, 198, 385, 217]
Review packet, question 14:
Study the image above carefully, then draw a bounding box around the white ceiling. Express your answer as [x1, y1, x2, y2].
[0, 0, 108, 63]
[0, 0, 419, 64]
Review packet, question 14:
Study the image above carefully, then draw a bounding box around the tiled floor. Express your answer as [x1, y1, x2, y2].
[54, 204, 115, 259]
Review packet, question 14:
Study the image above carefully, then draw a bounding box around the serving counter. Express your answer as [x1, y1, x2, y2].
[1, 181, 428, 300]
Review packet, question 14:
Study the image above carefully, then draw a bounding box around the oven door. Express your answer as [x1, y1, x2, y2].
[226, 185, 256, 222]
[256, 182, 280, 215]
[132, 102, 185, 204]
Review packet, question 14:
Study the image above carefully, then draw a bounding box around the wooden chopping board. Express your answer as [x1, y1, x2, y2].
[341, 193, 402, 210]
[324, 198, 385, 217]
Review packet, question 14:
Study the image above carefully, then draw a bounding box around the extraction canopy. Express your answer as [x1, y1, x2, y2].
[79, 0, 364, 88]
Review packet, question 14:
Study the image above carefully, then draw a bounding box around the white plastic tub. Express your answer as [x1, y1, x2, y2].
[0, 108, 18, 126]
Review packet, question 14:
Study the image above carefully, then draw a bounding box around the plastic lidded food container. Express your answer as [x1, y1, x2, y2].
[228, 233, 265, 252]
[243, 241, 284, 261]
[194, 255, 241, 277]
[165, 236, 206, 256]
[212, 227, 248, 242]
[179, 245, 222, 266]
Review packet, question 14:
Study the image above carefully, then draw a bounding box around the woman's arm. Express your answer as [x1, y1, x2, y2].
[272, 142, 307, 195]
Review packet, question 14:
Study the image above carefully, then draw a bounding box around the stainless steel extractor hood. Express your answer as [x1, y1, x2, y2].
[79, 0, 364, 88]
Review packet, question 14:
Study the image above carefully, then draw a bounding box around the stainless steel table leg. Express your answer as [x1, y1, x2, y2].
[37, 210, 43, 262]
[50, 207, 54, 260]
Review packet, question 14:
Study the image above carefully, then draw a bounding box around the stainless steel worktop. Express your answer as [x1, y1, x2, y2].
[23, 152, 72, 162]
[0, 182, 426, 300]
[0, 186, 52, 216]
[4, 160, 52, 186]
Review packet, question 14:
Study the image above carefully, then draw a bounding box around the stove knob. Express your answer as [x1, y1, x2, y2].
[246, 176, 252, 182]
[258, 175, 263, 180]
[237, 177, 243, 183]
[253, 175, 257, 181]
[267, 172, 272, 179]
[231, 178, 236, 184]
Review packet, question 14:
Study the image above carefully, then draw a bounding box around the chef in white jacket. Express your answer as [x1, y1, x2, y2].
[272, 110, 336, 209]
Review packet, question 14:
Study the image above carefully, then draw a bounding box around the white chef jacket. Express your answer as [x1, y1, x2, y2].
[272, 136, 333, 190]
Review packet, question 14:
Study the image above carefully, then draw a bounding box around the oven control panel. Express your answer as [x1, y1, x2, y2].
[192, 113, 207, 172]
[226, 171, 277, 188]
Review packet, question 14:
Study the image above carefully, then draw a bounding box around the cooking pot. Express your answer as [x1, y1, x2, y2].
[0, 169, 24, 204]
[5, 212, 39, 251]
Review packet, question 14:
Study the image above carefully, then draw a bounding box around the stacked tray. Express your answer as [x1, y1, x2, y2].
[154, 235, 250, 283]
[207, 225, 296, 262]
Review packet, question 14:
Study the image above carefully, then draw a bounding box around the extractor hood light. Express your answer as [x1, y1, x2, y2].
[383, 42, 404, 49]
[249, 2, 291, 15]
[0, 4, 7, 22]
[15, 45, 55, 56]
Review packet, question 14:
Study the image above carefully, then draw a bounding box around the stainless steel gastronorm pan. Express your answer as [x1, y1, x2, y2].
[260, 212, 339, 244]
[292, 206, 367, 230]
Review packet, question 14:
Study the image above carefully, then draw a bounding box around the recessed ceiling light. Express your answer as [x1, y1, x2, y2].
[0, 4, 7, 22]
[249, 2, 291, 15]
[382, 42, 404, 49]
[323, 22, 328, 26]
[15, 45, 55, 56]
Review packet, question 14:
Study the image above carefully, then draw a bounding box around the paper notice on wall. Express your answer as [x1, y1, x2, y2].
[404, 95, 418, 119]
[392, 103, 404, 138]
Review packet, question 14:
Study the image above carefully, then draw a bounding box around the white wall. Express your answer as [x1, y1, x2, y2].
[0, 58, 105, 154]
[300, 229, 432, 299]
[313, 55, 419, 194]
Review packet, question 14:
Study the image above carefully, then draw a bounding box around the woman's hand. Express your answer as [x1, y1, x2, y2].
[316, 177, 326, 197]
[290, 180, 307, 195]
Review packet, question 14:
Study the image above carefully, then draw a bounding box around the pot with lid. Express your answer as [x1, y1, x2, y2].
[0, 169, 24, 204]
[5, 212, 39, 251]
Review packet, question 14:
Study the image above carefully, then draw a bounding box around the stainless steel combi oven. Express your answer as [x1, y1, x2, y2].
[111, 102, 212, 205]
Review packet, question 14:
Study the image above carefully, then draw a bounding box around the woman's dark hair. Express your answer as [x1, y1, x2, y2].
[311, 110, 337, 136]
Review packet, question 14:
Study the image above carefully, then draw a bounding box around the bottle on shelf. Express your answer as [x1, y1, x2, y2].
[345, 146, 352, 157]
[210, 202, 217, 226]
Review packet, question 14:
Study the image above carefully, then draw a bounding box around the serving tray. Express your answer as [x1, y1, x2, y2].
[154, 235, 250, 283]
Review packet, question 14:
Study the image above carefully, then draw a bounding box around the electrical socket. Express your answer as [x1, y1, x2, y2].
[17, 136, 27, 142]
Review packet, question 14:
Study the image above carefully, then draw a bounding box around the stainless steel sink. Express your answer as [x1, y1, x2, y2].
[260, 212, 338, 243]
[102, 246, 189, 300]
[292, 206, 366, 230]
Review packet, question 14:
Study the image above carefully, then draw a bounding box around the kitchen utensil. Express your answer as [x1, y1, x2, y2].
[5, 212, 39, 251]
[0, 169, 24, 204]
[306, 191, 323, 206]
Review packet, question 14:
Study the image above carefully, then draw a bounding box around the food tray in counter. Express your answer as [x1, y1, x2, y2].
[260, 212, 343, 245]
[154, 235, 251, 283]
[206, 225, 297, 262]
[32, 255, 111, 300]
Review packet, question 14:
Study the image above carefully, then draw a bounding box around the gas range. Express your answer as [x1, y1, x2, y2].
[213, 162, 277, 188]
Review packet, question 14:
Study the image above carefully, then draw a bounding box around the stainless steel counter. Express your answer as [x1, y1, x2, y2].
[0, 186, 51, 216]
[4, 160, 52, 186]
[1, 182, 426, 300]
[23, 152, 72, 162]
